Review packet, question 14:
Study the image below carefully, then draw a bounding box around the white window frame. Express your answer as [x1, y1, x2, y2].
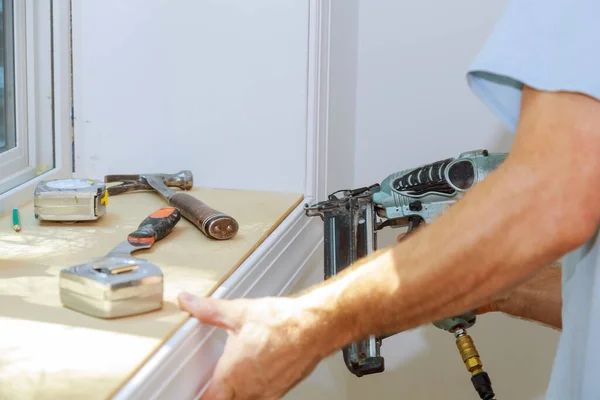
[0, 0, 72, 216]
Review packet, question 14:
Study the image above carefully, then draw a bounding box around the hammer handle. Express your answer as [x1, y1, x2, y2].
[127, 207, 182, 246]
[169, 192, 239, 240]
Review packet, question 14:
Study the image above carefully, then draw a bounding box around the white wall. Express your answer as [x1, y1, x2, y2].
[289, 0, 562, 399]
[71, 0, 310, 193]
[354, 0, 514, 187]
[351, 0, 560, 398]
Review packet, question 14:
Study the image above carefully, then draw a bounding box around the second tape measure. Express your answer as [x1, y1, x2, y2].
[34, 179, 108, 221]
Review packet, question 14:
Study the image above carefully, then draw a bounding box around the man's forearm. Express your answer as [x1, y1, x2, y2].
[495, 263, 562, 330]
[299, 159, 575, 354]
[296, 88, 600, 356]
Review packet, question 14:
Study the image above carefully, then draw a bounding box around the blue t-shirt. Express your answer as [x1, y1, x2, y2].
[466, 1, 600, 399]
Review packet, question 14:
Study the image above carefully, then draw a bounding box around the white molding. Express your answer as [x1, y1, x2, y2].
[51, 0, 74, 176]
[112, 1, 330, 398]
[0, 0, 72, 216]
[304, 0, 330, 202]
[113, 205, 323, 400]
[30, 0, 55, 171]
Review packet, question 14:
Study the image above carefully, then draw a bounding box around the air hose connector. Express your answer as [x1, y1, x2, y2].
[455, 328, 484, 375]
[454, 328, 496, 400]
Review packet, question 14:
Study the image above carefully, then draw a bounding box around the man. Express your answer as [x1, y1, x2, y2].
[177, 1, 600, 399]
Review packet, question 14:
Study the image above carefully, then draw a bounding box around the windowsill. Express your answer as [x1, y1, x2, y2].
[0, 187, 307, 400]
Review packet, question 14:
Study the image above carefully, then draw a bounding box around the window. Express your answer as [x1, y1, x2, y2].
[0, 0, 72, 214]
[0, 0, 16, 155]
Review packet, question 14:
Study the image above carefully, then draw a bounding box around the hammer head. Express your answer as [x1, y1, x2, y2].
[105, 170, 193, 195]
[144, 170, 193, 191]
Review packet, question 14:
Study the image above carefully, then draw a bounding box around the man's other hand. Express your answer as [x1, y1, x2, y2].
[178, 292, 323, 400]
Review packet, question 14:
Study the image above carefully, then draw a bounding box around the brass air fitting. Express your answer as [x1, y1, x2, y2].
[454, 328, 484, 376]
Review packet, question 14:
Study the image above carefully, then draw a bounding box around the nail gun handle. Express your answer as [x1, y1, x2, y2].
[169, 192, 239, 240]
[127, 207, 182, 246]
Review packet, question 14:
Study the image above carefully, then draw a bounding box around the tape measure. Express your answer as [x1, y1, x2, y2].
[34, 179, 108, 221]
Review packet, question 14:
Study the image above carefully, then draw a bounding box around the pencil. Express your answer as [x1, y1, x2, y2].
[12, 208, 20, 232]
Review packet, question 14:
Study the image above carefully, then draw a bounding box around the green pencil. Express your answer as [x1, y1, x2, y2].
[12, 208, 20, 232]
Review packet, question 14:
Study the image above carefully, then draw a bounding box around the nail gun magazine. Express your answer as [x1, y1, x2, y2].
[305, 149, 508, 400]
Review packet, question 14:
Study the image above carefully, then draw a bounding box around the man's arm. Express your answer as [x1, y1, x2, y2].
[296, 86, 600, 350]
[178, 86, 600, 400]
[404, 222, 564, 331]
[480, 262, 562, 330]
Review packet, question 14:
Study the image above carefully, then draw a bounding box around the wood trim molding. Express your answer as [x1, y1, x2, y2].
[305, 0, 330, 203]
[113, 205, 323, 400]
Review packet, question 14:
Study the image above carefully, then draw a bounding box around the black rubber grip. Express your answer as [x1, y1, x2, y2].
[127, 207, 182, 245]
[471, 372, 496, 400]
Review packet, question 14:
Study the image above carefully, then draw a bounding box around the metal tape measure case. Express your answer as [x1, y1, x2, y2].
[34, 179, 108, 221]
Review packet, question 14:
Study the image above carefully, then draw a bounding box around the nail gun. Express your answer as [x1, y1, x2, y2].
[305, 149, 508, 400]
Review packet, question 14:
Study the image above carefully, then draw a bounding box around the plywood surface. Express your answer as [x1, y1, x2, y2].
[0, 188, 303, 400]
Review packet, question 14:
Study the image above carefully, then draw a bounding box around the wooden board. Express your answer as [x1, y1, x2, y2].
[0, 188, 303, 400]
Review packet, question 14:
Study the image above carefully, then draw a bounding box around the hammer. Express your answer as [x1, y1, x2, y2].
[104, 170, 239, 240]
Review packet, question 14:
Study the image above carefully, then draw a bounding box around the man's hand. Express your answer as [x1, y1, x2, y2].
[177, 292, 329, 400]
[473, 263, 563, 330]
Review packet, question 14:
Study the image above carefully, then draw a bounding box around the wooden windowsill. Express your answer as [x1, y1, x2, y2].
[0, 187, 303, 400]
